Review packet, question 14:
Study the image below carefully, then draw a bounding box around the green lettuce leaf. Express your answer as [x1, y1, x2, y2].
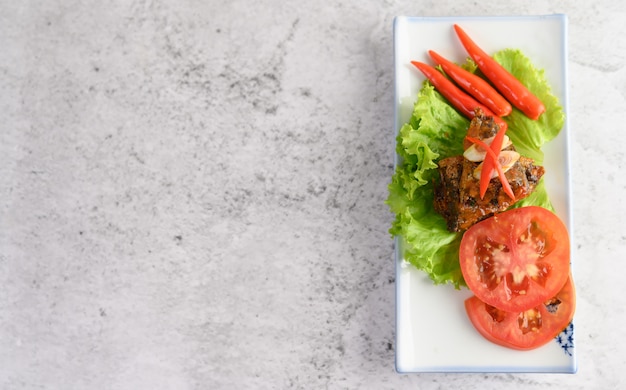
[387, 49, 564, 288]
[388, 85, 469, 288]
[495, 49, 565, 164]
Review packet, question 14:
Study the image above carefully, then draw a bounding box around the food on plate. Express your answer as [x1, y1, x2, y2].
[433, 110, 545, 232]
[458, 206, 570, 312]
[454, 24, 546, 120]
[387, 28, 564, 288]
[428, 50, 512, 117]
[387, 24, 574, 350]
[465, 275, 575, 350]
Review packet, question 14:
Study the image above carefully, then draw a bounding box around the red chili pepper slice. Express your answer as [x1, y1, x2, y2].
[465, 135, 516, 201]
[428, 50, 512, 117]
[410, 61, 507, 131]
[480, 126, 507, 198]
[453, 24, 546, 120]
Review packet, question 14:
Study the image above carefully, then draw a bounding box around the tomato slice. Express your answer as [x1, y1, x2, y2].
[459, 206, 570, 312]
[465, 275, 575, 350]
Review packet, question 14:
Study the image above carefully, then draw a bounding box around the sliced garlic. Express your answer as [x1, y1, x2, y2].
[464, 135, 512, 162]
[473, 151, 521, 180]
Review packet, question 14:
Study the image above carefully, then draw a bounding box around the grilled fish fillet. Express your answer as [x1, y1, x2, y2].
[433, 110, 545, 232]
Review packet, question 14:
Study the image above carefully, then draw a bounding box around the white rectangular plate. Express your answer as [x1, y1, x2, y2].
[393, 14, 575, 373]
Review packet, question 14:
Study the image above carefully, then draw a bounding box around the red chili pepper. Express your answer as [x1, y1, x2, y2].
[465, 134, 516, 201]
[480, 126, 505, 197]
[428, 50, 512, 117]
[453, 24, 546, 120]
[410, 61, 508, 131]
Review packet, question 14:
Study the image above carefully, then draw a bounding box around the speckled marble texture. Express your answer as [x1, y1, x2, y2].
[1, 1, 625, 389]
